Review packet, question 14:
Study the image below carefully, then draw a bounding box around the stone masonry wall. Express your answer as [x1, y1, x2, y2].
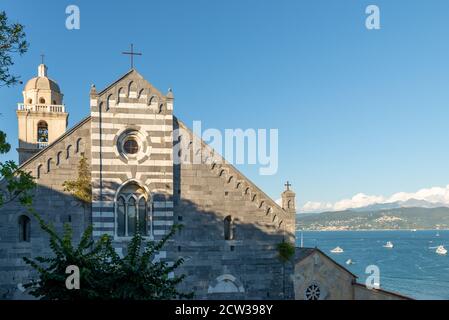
[172, 120, 296, 300]
[0, 117, 91, 299]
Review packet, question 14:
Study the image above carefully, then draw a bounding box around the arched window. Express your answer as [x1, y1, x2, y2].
[37, 121, 48, 143]
[117, 87, 124, 104]
[47, 158, 52, 172]
[224, 215, 234, 240]
[27, 98, 32, 104]
[37, 164, 42, 179]
[117, 197, 126, 237]
[66, 145, 72, 159]
[18, 215, 31, 242]
[138, 88, 145, 99]
[39, 97, 45, 104]
[106, 94, 113, 111]
[56, 151, 62, 165]
[76, 138, 82, 153]
[138, 197, 147, 235]
[128, 81, 137, 97]
[115, 183, 150, 237]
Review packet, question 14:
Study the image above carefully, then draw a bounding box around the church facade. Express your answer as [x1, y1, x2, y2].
[0, 64, 297, 299]
[0, 63, 409, 300]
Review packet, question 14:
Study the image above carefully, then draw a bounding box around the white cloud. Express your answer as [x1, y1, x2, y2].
[301, 184, 449, 213]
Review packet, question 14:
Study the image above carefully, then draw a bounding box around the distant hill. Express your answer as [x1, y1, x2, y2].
[351, 199, 448, 212]
[296, 206, 449, 231]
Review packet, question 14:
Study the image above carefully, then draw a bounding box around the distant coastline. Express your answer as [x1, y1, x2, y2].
[296, 206, 449, 231]
[296, 228, 449, 232]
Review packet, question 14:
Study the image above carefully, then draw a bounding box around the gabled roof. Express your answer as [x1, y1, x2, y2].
[96, 68, 163, 98]
[97, 68, 136, 96]
[295, 247, 358, 279]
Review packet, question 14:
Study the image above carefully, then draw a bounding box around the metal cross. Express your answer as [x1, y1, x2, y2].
[285, 181, 292, 190]
[122, 44, 142, 69]
[40, 54, 45, 64]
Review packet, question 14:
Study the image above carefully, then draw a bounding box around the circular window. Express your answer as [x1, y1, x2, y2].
[305, 284, 321, 300]
[116, 129, 149, 161]
[123, 138, 139, 154]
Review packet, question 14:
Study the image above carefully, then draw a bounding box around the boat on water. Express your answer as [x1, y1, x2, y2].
[345, 259, 353, 265]
[383, 241, 394, 249]
[436, 245, 447, 255]
[330, 246, 344, 254]
[411, 229, 417, 232]
[436, 232, 440, 237]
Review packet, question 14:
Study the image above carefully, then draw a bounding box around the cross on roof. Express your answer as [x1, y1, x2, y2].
[40, 53, 45, 64]
[122, 44, 142, 69]
[285, 181, 291, 191]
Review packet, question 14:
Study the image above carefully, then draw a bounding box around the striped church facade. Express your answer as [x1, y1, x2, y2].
[89, 69, 175, 253]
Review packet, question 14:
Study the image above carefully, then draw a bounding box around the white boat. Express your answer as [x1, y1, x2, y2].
[436, 245, 447, 255]
[436, 232, 440, 237]
[411, 229, 417, 232]
[345, 259, 353, 265]
[383, 241, 394, 249]
[330, 246, 344, 254]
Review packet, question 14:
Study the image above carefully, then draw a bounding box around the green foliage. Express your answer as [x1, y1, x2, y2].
[0, 131, 36, 207]
[0, 10, 28, 87]
[276, 241, 295, 263]
[62, 154, 92, 204]
[0, 12, 33, 207]
[0, 131, 10, 153]
[23, 210, 193, 300]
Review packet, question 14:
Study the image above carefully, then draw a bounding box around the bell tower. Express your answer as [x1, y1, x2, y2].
[16, 63, 68, 164]
[281, 181, 296, 214]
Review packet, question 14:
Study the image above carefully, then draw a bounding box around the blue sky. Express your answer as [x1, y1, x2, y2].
[2, 0, 449, 211]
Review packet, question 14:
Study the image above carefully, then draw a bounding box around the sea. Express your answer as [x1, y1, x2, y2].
[295, 230, 449, 300]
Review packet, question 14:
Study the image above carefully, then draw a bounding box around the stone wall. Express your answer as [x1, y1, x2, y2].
[293, 250, 355, 300]
[172, 120, 295, 300]
[0, 117, 91, 299]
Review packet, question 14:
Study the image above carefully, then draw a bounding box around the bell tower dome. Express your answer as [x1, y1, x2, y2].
[16, 62, 68, 164]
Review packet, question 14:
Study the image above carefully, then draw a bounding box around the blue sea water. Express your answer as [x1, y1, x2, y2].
[295, 230, 449, 300]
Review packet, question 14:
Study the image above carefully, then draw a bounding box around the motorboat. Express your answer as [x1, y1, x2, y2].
[436, 245, 447, 255]
[383, 241, 394, 249]
[330, 246, 344, 254]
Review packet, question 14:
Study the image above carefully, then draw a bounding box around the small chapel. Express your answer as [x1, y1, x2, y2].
[0, 61, 409, 300]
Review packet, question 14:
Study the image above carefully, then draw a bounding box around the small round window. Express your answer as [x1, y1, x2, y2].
[123, 138, 139, 154]
[305, 284, 321, 300]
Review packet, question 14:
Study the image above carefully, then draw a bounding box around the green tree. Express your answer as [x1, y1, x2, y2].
[23, 210, 193, 300]
[0, 11, 34, 207]
[63, 154, 92, 204]
[0, 10, 28, 87]
[0, 131, 35, 207]
[277, 240, 295, 298]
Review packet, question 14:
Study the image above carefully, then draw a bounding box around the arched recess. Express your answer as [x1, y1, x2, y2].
[18, 215, 31, 242]
[76, 138, 83, 153]
[128, 81, 138, 98]
[208, 274, 245, 294]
